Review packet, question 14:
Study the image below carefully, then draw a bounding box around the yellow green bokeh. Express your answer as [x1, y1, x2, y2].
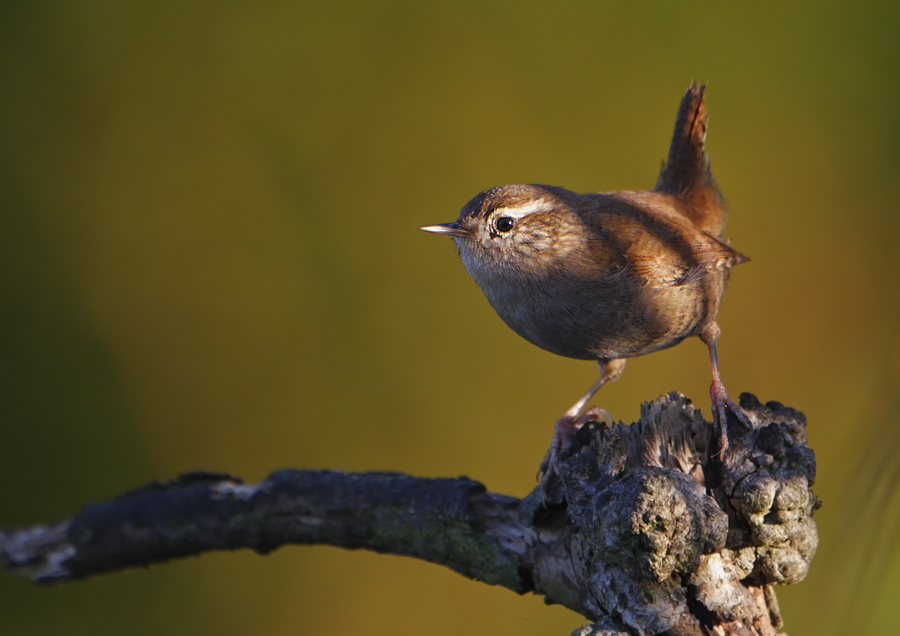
[2, 3, 899, 635]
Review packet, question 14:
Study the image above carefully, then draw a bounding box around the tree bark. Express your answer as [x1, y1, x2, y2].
[0, 392, 818, 636]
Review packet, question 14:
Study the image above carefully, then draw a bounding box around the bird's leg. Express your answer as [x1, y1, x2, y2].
[539, 358, 625, 487]
[707, 339, 752, 459]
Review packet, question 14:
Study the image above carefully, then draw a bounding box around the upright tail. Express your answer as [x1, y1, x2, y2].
[654, 84, 727, 238]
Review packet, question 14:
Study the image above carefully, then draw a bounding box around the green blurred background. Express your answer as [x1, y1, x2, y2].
[2, 2, 899, 635]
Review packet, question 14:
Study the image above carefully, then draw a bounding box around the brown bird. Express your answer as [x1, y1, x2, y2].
[420, 84, 750, 484]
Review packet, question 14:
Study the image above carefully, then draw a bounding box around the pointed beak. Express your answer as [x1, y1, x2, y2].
[418, 222, 470, 239]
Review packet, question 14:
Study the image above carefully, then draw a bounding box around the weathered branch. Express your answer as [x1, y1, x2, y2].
[0, 392, 818, 636]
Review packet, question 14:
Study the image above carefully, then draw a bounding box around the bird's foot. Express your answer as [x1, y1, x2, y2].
[538, 406, 612, 490]
[710, 379, 753, 460]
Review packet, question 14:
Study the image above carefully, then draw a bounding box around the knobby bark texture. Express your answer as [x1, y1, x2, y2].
[0, 392, 818, 636]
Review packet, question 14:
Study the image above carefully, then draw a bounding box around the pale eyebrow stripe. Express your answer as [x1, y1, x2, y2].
[493, 198, 553, 220]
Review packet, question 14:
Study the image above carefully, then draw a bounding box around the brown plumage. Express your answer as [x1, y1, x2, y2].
[420, 84, 749, 484]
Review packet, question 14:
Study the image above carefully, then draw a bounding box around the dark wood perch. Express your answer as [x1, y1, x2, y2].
[0, 392, 818, 636]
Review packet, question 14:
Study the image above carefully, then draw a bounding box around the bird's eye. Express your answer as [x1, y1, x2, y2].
[495, 216, 515, 233]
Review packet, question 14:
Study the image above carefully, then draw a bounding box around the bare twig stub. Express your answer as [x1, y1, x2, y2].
[0, 392, 818, 636]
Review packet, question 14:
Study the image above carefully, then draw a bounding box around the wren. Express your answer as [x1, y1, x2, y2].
[420, 84, 750, 484]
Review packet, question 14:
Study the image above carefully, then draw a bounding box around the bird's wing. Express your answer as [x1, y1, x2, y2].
[615, 224, 746, 289]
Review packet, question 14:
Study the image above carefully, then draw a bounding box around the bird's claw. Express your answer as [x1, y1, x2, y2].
[538, 407, 612, 489]
[710, 381, 752, 460]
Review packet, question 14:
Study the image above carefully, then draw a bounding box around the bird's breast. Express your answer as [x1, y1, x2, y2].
[474, 265, 701, 360]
